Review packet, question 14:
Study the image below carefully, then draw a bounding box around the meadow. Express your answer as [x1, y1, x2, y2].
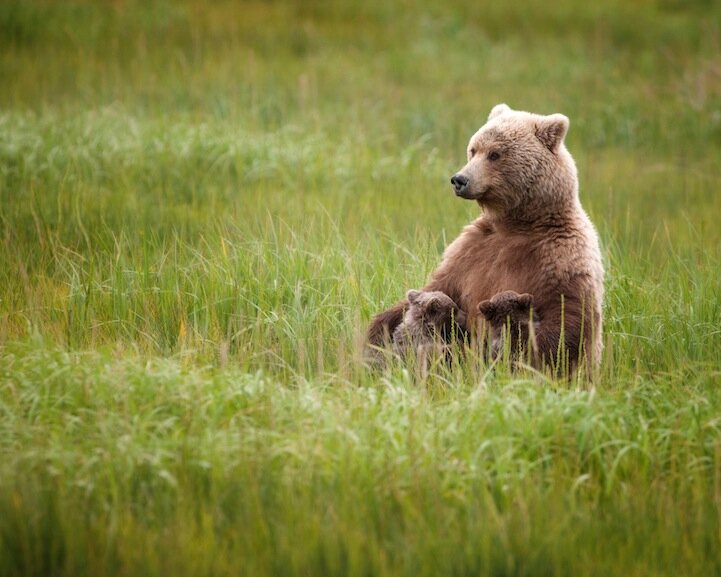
[2, 0, 721, 575]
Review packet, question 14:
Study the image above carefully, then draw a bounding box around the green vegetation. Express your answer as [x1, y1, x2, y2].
[2, 1, 721, 575]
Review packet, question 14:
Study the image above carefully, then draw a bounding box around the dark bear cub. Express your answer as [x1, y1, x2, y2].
[392, 290, 468, 364]
[478, 290, 538, 363]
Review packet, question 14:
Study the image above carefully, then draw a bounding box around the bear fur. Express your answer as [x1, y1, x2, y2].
[392, 289, 468, 362]
[477, 290, 538, 363]
[367, 104, 604, 377]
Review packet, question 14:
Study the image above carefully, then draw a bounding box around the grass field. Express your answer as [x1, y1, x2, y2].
[2, 1, 721, 575]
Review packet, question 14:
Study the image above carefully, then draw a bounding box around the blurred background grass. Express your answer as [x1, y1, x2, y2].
[2, 1, 721, 575]
[2, 0, 721, 374]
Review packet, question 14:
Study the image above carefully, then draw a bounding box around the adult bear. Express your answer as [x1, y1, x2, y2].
[366, 104, 604, 376]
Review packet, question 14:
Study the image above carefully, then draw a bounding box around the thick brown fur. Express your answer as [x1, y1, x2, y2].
[366, 104, 604, 377]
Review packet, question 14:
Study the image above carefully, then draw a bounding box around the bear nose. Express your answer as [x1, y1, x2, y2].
[450, 174, 469, 195]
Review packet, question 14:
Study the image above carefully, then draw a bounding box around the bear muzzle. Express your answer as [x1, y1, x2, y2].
[450, 173, 470, 197]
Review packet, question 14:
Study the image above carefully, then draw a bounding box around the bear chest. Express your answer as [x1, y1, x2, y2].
[453, 233, 540, 315]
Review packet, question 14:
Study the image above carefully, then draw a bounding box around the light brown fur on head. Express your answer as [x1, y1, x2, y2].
[368, 104, 604, 378]
[452, 104, 575, 224]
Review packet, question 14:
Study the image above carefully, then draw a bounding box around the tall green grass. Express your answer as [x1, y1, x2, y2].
[2, 0, 721, 575]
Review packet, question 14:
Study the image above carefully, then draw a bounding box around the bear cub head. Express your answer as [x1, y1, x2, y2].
[477, 290, 533, 326]
[401, 289, 467, 340]
[478, 290, 537, 361]
[392, 290, 467, 361]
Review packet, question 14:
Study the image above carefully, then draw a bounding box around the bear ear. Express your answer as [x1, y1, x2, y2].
[425, 298, 440, 314]
[488, 103, 512, 121]
[407, 290, 422, 305]
[536, 113, 569, 152]
[477, 299, 495, 319]
[517, 293, 533, 309]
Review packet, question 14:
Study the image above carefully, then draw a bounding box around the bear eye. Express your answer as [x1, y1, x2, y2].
[469, 147, 477, 157]
[487, 151, 500, 161]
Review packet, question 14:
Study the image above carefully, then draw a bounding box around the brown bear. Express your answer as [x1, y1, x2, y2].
[366, 104, 604, 377]
[477, 290, 538, 364]
[392, 289, 468, 362]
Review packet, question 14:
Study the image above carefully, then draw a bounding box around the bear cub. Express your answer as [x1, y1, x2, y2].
[478, 290, 538, 363]
[392, 290, 467, 363]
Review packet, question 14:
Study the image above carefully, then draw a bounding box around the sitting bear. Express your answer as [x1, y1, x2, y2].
[392, 290, 467, 366]
[367, 104, 604, 377]
[477, 290, 539, 364]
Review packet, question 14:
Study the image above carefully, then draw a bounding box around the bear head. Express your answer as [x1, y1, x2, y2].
[405, 289, 467, 335]
[450, 104, 577, 220]
[477, 290, 534, 326]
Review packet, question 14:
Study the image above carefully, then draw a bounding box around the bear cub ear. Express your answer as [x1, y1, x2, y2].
[477, 299, 495, 319]
[407, 290, 422, 305]
[488, 103, 512, 121]
[536, 113, 569, 152]
[516, 293, 533, 310]
[424, 298, 440, 314]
